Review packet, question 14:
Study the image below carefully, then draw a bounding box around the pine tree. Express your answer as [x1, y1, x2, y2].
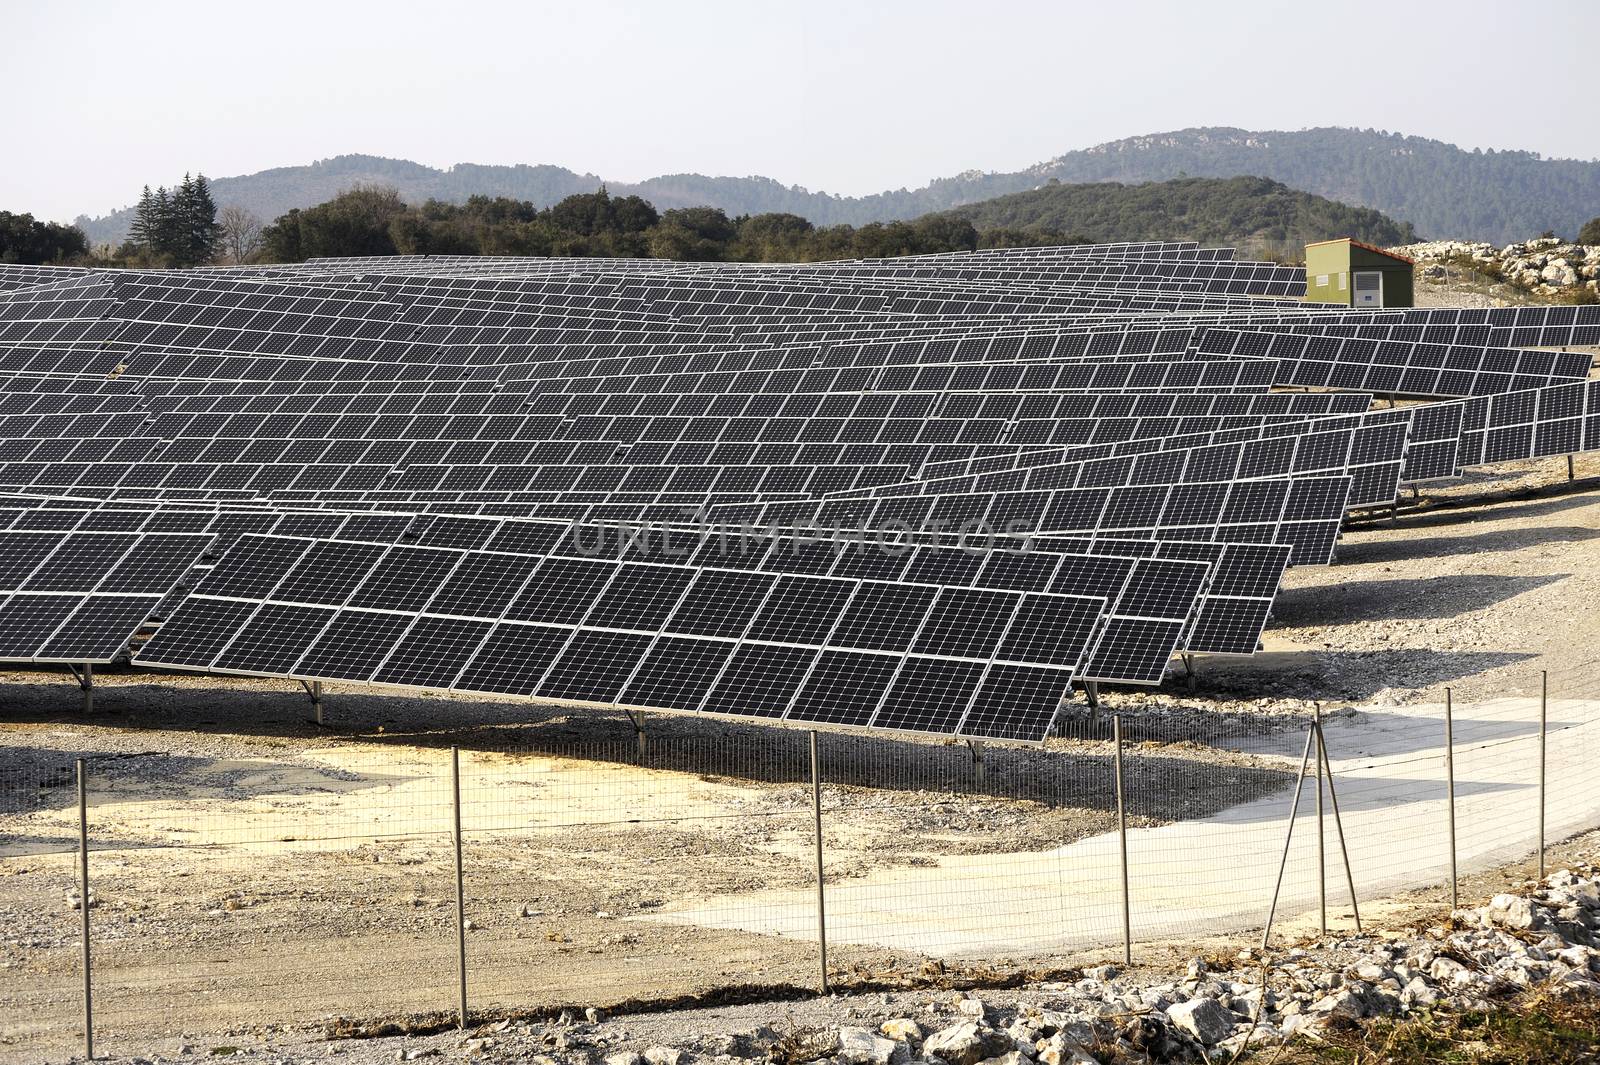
[128, 186, 158, 250]
[183, 174, 223, 265]
[150, 186, 177, 263]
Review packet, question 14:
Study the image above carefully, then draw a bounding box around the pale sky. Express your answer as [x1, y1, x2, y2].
[8, 0, 1598, 223]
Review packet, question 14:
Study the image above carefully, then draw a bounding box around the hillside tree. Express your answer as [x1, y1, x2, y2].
[218, 205, 264, 263]
[0, 211, 89, 263]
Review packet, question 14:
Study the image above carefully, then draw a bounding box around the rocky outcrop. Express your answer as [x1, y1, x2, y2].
[1394, 236, 1600, 299]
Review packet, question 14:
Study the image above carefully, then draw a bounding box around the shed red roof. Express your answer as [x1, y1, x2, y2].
[1306, 237, 1415, 265]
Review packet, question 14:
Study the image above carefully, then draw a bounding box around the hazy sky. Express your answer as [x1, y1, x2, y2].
[9, 0, 1597, 223]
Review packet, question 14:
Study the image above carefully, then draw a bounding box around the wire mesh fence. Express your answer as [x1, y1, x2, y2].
[5, 669, 1600, 1063]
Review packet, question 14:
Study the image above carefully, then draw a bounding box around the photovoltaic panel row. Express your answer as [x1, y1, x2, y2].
[1195, 328, 1590, 399]
[137, 532, 1109, 741]
[0, 529, 212, 662]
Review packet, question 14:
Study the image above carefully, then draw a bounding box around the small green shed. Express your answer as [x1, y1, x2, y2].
[1304, 238, 1414, 308]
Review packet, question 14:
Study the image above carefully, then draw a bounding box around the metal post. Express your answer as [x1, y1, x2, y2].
[1567, 455, 1575, 482]
[1445, 688, 1458, 914]
[1262, 727, 1317, 950]
[1113, 715, 1132, 967]
[629, 710, 647, 764]
[451, 747, 467, 1029]
[77, 758, 93, 1061]
[1314, 705, 1327, 937]
[82, 664, 93, 715]
[968, 740, 986, 788]
[1316, 722, 1362, 932]
[311, 680, 322, 726]
[1539, 670, 1548, 880]
[809, 730, 829, 994]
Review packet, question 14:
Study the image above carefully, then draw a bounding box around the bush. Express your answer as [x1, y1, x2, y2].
[1579, 216, 1600, 246]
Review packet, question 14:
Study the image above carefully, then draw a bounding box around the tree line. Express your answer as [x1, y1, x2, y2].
[0, 211, 89, 264]
[257, 184, 1083, 263]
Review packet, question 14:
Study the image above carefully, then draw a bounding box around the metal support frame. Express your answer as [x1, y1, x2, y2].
[68, 664, 94, 715]
[1445, 687, 1459, 913]
[77, 758, 94, 1061]
[809, 730, 829, 995]
[451, 746, 468, 1029]
[625, 709, 647, 763]
[297, 680, 323, 725]
[1568, 455, 1576, 482]
[1112, 715, 1132, 966]
[967, 740, 986, 788]
[1181, 654, 1197, 693]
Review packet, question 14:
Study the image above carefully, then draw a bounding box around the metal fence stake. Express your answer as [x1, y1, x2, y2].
[1445, 688, 1458, 914]
[1539, 670, 1548, 880]
[1314, 705, 1327, 937]
[1113, 715, 1132, 967]
[809, 730, 829, 995]
[451, 747, 468, 1029]
[1316, 722, 1362, 932]
[1262, 727, 1317, 950]
[77, 757, 94, 1061]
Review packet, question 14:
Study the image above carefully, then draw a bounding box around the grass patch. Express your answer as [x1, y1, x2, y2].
[1255, 995, 1600, 1064]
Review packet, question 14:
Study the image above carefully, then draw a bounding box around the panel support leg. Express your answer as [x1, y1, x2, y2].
[69, 664, 94, 715]
[1568, 455, 1575, 482]
[1181, 654, 1197, 693]
[625, 709, 647, 763]
[967, 740, 986, 789]
[298, 680, 323, 726]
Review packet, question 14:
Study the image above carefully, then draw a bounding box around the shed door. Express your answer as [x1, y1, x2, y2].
[1353, 271, 1383, 307]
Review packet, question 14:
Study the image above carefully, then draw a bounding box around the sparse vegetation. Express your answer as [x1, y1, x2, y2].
[1255, 997, 1600, 1064]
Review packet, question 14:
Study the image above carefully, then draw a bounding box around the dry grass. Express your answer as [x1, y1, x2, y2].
[1254, 991, 1600, 1064]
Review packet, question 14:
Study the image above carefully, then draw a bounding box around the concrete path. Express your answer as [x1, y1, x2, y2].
[647, 698, 1600, 957]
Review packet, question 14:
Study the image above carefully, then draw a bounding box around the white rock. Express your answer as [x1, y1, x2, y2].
[1400, 976, 1439, 1008]
[1165, 996, 1234, 1045]
[921, 1022, 1011, 1065]
[1489, 894, 1540, 930]
[604, 1054, 642, 1065]
[1035, 1034, 1096, 1065]
[643, 1046, 685, 1065]
[838, 1026, 906, 1065]
[880, 1018, 922, 1043]
[1309, 989, 1364, 1020]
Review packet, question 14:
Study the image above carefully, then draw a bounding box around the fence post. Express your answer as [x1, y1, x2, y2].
[77, 758, 94, 1061]
[1445, 688, 1458, 914]
[809, 730, 829, 995]
[451, 747, 468, 1029]
[1539, 670, 1548, 880]
[1261, 727, 1317, 950]
[1313, 704, 1327, 937]
[1315, 721, 1362, 932]
[1112, 715, 1131, 967]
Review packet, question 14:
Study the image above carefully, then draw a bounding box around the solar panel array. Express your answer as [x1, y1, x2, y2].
[0, 247, 1595, 742]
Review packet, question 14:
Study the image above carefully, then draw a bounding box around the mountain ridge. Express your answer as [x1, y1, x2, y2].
[73, 127, 1600, 246]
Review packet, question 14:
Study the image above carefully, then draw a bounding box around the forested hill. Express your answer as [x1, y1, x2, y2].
[938, 176, 1415, 248]
[73, 128, 1598, 246]
[1020, 128, 1599, 245]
